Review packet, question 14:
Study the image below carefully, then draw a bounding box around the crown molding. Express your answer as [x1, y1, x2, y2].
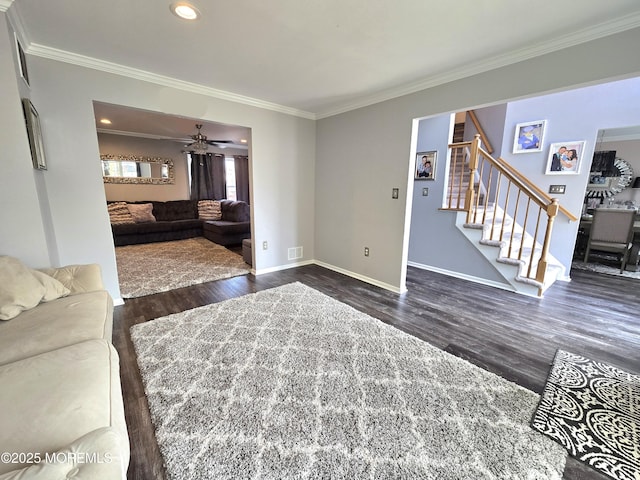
[315, 11, 640, 119]
[5, 2, 30, 47]
[0, 0, 14, 13]
[28, 43, 317, 120]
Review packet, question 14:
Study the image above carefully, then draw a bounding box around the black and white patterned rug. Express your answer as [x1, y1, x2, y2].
[532, 350, 640, 480]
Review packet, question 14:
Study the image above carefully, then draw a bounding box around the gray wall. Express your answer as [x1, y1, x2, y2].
[408, 114, 508, 284]
[0, 14, 50, 267]
[316, 26, 640, 291]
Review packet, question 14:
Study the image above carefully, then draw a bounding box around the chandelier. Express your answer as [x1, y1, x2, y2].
[185, 124, 209, 154]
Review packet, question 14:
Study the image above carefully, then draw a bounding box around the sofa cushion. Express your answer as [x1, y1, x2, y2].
[203, 220, 251, 235]
[38, 264, 105, 294]
[0, 256, 47, 321]
[198, 200, 222, 220]
[220, 200, 250, 222]
[0, 427, 126, 480]
[151, 200, 198, 221]
[111, 219, 203, 235]
[107, 202, 134, 225]
[0, 291, 114, 366]
[127, 203, 156, 223]
[0, 339, 128, 476]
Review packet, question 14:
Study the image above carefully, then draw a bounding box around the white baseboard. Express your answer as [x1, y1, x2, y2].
[314, 261, 407, 294]
[253, 259, 315, 275]
[113, 297, 124, 306]
[407, 261, 515, 293]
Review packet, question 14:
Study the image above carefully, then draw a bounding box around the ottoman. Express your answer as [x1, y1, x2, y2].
[242, 239, 252, 266]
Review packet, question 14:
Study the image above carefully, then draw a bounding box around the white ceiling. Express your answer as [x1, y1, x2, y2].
[8, 0, 640, 118]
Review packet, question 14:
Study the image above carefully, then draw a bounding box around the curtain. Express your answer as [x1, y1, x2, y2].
[234, 155, 250, 203]
[190, 153, 226, 200]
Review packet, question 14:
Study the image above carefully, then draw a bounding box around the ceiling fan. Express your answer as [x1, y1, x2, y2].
[183, 124, 235, 153]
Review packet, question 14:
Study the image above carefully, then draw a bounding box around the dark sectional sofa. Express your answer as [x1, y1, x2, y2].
[109, 199, 251, 247]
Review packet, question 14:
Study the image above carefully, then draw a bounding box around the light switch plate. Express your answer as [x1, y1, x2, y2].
[549, 185, 566, 194]
[392, 188, 399, 199]
[422, 188, 429, 196]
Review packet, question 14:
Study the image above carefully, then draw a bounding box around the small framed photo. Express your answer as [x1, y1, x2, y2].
[545, 141, 586, 175]
[14, 34, 29, 86]
[512, 120, 545, 153]
[415, 151, 437, 180]
[21, 98, 47, 170]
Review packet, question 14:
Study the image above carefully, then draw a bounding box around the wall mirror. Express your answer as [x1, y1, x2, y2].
[101, 154, 175, 184]
[585, 156, 633, 200]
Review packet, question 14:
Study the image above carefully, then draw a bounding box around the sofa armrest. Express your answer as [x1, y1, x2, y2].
[38, 264, 105, 295]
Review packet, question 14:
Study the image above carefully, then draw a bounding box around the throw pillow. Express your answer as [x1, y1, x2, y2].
[127, 203, 156, 223]
[0, 256, 46, 320]
[107, 202, 135, 225]
[31, 269, 71, 301]
[198, 200, 222, 221]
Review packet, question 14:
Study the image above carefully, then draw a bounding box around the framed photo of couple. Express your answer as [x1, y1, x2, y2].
[415, 151, 437, 180]
[545, 141, 586, 175]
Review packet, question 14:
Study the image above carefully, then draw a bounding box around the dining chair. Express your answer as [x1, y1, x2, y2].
[583, 208, 636, 273]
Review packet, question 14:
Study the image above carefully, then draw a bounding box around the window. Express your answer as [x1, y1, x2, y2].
[225, 157, 237, 201]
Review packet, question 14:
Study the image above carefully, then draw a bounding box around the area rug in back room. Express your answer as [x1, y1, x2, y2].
[130, 282, 567, 480]
[532, 349, 640, 480]
[116, 237, 250, 298]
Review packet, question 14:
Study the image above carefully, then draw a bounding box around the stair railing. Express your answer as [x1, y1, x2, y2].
[445, 134, 577, 287]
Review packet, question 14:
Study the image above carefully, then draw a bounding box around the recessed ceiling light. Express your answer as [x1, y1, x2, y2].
[170, 2, 200, 20]
[99, 118, 112, 125]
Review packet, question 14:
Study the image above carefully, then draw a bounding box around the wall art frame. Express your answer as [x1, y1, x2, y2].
[415, 151, 437, 180]
[512, 120, 546, 154]
[21, 98, 47, 170]
[545, 141, 586, 175]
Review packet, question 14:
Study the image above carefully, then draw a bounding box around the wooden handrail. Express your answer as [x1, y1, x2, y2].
[492, 155, 578, 222]
[445, 134, 571, 295]
[468, 110, 494, 154]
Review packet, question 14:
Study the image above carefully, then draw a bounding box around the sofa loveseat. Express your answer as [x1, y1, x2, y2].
[0, 256, 129, 479]
[108, 199, 251, 247]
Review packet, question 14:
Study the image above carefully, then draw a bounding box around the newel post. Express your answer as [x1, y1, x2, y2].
[536, 198, 559, 285]
[465, 134, 481, 223]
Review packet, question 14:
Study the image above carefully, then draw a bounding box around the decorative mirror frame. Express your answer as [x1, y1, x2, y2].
[585, 157, 634, 199]
[101, 154, 175, 184]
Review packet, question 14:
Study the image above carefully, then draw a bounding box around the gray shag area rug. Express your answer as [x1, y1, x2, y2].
[131, 282, 566, 479]
[532, 350, 640, 480]
[116, 237, 250, 298]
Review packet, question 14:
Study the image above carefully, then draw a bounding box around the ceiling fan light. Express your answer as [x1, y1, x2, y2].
[170, 2, 200, 20]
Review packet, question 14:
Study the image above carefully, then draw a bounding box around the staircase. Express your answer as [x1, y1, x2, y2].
[445, 134, 577, 297]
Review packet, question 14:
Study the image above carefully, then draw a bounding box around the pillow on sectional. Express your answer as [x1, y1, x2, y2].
[107, 202, 135, 225]
[127, 203, 156, 223]
[198, 200, 222, 220]
[0, 256, 45, 320]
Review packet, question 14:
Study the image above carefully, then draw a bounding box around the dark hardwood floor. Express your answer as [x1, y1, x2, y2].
[113, 264, 640, 480]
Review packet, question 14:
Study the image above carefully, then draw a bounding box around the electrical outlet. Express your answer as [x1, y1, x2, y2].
[262, 241, 268, 250]
[364, 247, 370, 257]
[422, 188, 429, 196]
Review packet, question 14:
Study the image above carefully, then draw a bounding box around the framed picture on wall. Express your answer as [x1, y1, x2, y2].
[415, 151, 437, 180]
[14, 34, 29, 86]
[512, 120, 545, 153]
[21, 98, 47, 170]
[545, 141, 586, 175]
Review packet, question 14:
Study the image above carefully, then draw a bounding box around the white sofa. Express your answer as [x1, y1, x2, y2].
[0, 257, 129, 479]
